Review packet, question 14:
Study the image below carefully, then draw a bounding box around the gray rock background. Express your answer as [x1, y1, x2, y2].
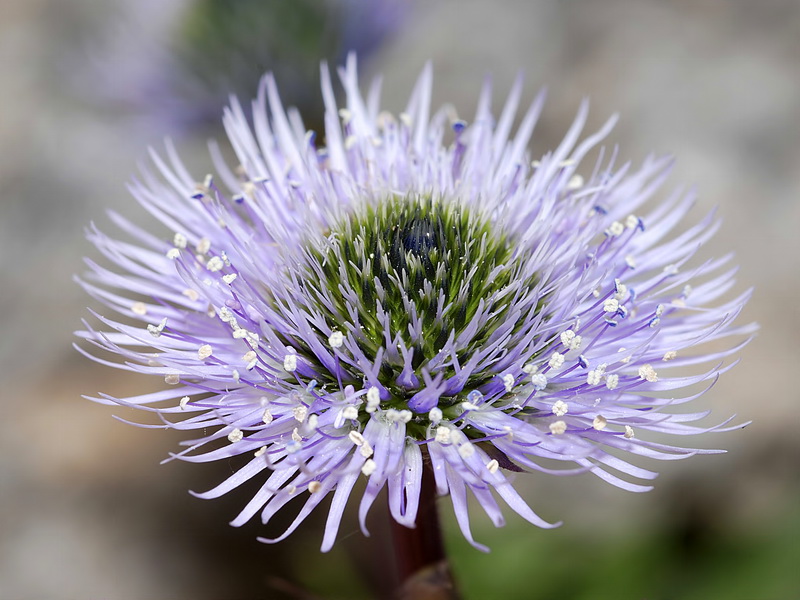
[1, 0, 797, 598]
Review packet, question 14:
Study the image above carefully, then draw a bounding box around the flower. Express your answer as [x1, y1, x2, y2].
[77, 55, 753, 552]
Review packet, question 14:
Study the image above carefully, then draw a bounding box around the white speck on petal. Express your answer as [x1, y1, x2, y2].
[486, 459, 499, 474]
[552, 400, 569, 417]
[548, 352, 565, 369]
[147, 317, 167, 337]
[365, 387, 381, 413]
[206, 256, 224, 272]
[283, 353, 297, 372]
[361, 459, 377, 476]
[624, 425, 635, 439]
[328, 330, 344, 348]
[549, 420, 567, 435]
[173, 233, 187, 248]
[197, 344, 212, 360]
[593, 415, 608, 430]
[435, 427, 451, 444]
[605, 374, 619, 390]
[638, 364, 659, 382]
[227, 428, 243, 443]
[458, 442, 475, 459]
[531, 373, 548, 391]
[131, 302, 147, 316]
[502, 373, 515, 392]
[608, 221, 625, 236]
[349, 431, 366, 446]
[292, 405, 308, 423]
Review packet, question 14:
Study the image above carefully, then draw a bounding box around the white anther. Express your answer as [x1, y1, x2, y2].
[458, 442, 475, 459]
[567, 174, 584, 190]
[131, 302, 147, 316]
[344, 135, 357, 150]
[361, 459, 377, 476]
[399, 112, 412, 127]
[625, 255, 637, 269]
[197, 344, 212, 360]
[502, 373, 515, 392]
[233, 329, 249, 339]
[551, 400, 569, 417]
[605, 374, 619, 390]
[164, 373, 180, 385]
[196, 238, 211, 254]
[342, 405, 359, 421]
[560, 330, 582, 351]
[242, 350, 257, 368]
[624, 425, 635, 439]
[603, 298, 620, 313]
[166, 248, 180, 259]
[262, 409, 273, 424]
[173, 232, 188, 248]
[593, 415, 608, 430]
[548, 352, 565, 369]
[179, 396, 190, 410]
[398, 410, 412, 424]
[360, 442, 373, 458]
[183, 288, 200, 301]
[231, 369, 240, 382]
[549, 420, 567, 435]
[349, 431, 366, 446]
[587, 370, 603, 386]
[287, 485, 297, 495]
[338, 108, 352, 123]
[307, 414, 319, 430]
[663, 264, 679, 275]
[428, 407, 443, 425]
[227, 428, 243, 443]
[147, 317, 168, 337]
[328, 330, 344, 348]
[672, 298, 686, 308]
[663, 350, 678, 361]
[608, 221, 625, 236]
[365, 387, 381, 413]
[308, 481, 322, 494]
[592, 288, 601, 298]
[283, 353, 297, 372]
[614, 280, 628, 300]
[435, 427, 451, 444]
[292, 405, 308, 423]
[292, 428, 303, 442]
[254, 446, 267, 457]
[206, 256, 224, 272]
[461, 402, 479, 412]
[625, 215, 639, 229]
[522, 363, 538, 375]
[486, 459, 499, 474]
[656, 304, 665, 317]
[531, 373, 548, 391]
[638, 364, 659, 382]
[222, 273, 237, 284]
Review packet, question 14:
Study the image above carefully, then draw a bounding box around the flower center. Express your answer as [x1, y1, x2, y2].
[277, 195, 541, 428]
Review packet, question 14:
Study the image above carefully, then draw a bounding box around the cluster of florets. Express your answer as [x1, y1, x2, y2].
[78, 56, 752, 551]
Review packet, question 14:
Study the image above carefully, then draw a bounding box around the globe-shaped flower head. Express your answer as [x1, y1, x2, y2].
[78, 56, 752, 551]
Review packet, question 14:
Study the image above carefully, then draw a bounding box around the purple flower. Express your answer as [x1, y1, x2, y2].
[78, 56, 753, 552]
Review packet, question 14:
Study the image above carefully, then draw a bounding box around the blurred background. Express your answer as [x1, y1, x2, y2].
[1, 0, 798, 598]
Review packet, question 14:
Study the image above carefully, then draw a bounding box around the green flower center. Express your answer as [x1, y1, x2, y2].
[278, 195, 541, 429]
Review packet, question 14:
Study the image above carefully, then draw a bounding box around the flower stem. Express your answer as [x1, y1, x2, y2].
[390, 454, 459, 599]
